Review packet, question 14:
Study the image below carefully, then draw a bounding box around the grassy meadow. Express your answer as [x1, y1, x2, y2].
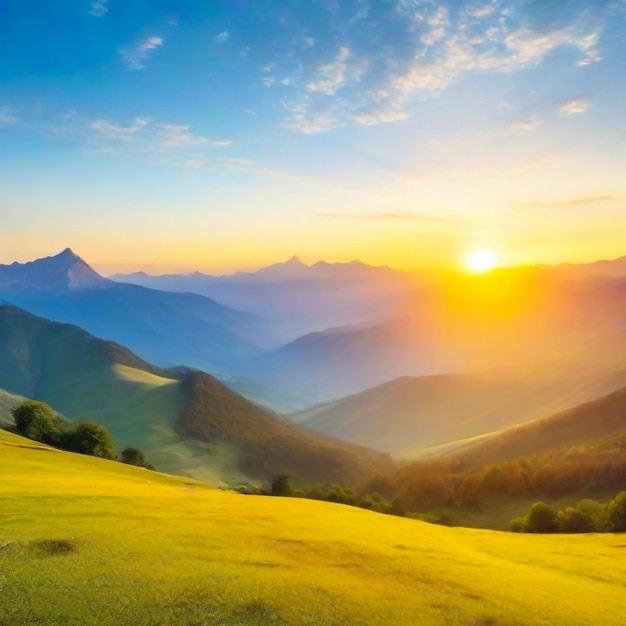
[2, 429, 626, 625]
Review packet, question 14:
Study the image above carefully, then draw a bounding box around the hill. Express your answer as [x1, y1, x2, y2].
[293, 362, 626, 457]
[451, 385, 626, 466]
[0, 305, 389, 485]
[0, 387, 24, 425]
[2, 429, 626, 625]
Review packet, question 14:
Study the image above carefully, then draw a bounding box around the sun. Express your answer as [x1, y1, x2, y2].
[465, 250, 498, 274]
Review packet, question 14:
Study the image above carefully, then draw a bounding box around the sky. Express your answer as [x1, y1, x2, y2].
[0, 0, 625, 274]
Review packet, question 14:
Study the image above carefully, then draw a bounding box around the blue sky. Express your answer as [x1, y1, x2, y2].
[1, 0, 625, 272]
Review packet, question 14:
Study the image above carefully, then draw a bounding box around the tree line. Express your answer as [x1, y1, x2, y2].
[8, 400, 153, 470]
[510, 492, 626, 533]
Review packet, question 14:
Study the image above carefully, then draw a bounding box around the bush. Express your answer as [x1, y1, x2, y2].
[558, 507, 596, 533]
[12, 401, 64, 445]
[65, 420, 117, 460]
[523, 502, 560, 533]
[509, 517, 524, 532]
[120, 447, 154, 470]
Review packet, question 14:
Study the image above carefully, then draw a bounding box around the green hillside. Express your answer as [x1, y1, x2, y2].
[0, 305, 387, 486]
[2, 429, 626, 625]
[0, 387, 24, 426]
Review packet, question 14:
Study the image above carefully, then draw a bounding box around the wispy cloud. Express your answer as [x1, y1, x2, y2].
[510, 114, 544, 133]
[317, 211, 447, 222]
[216, 31, 229, 43]
[157, 124, 231, 149]
[90, 0, 108, 18]
[307, 47, 351, 95]
[282, 0, 612, 133]
[558, 98, 591, 115]
[520, 195, 615, 209]
[0, 105, 18, 126]
[56, 114, 233, 169]
[121, 36, 164, 70]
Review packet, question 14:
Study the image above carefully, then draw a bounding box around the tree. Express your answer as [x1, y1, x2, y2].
[607, 491, 626, 532]
[120, 447, 154, 470]
[558, 507, 596, 533]
[271, 473, 294, 496]
[523, 502, 560, 533]
[67, 420, 117, 460]
[12, 400, 63, 445]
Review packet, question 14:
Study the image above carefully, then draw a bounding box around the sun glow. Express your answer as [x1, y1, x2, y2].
[465, 250, 498, 274]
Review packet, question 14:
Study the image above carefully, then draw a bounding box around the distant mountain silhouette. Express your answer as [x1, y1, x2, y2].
[0, 248, 108, 293]
[111, 258, 416, 340]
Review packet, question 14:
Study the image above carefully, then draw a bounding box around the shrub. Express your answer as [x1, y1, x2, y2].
[120, 447, 154, 470]
[509, 517, 524, 532]
[65, 420, 117, 460]
[523, 502, 560, 533]
[12, 400, 64, 445]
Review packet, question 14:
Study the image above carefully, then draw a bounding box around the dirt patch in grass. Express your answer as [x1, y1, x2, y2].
[30, 538, 78, 556]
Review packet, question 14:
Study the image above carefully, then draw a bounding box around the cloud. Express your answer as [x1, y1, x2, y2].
[307, 47, 352, 95]
[305, 37, 315, 47]
[558, 98, 591, 115]
[121, 36, 164, 70]
[216, 31, 229, 43]
[0, 105, 18, 126]
[510, 114, 544, 132]
[157, 124, 231, 149]
[317, 211, 447, 222]
[283, 0, 614, 133]
[521, 195, 615, 209]
[90, 117, 149, 141]
[90, 1, 108, 18]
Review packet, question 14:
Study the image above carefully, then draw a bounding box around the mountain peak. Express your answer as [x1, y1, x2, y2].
[284, 255, 306, 267]
[0, 249, 108, 293]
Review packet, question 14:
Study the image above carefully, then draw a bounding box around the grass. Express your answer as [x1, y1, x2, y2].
[2, 430, 626, 625]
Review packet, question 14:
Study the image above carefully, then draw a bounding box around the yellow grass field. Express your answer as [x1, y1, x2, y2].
[1, 429, 626, 625]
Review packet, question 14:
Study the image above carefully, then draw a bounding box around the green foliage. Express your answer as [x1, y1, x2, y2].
[607, 491, 626, 532]
[558, 507, 596, 534]
[120, 447, 154, 470]
[271, 473, 294, 496]
[509, 517, 524, 533]
[12, 400, 64, 445]
[66, 420, 117, 460]
[523, 502, 560, 533]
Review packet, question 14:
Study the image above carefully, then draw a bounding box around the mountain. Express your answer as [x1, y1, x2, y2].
[0, 249, 282, 373]
[292, 366, 626, 457]
[112, 258, 417, 340]
[0, 248, 108, 293]
[243, 271, 626, 406]
[0, 305, 390, 484]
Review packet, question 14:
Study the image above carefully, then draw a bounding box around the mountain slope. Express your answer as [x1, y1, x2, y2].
[3, 430, 626, 625]
[0, 305, 389, 484]
[451, 385, 626, 466]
